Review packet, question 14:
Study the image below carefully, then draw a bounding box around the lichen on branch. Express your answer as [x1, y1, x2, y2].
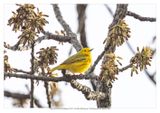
[103, 19, 131, 47]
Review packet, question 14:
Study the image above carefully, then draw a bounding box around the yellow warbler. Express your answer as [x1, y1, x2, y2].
[50, 48, 93, 74]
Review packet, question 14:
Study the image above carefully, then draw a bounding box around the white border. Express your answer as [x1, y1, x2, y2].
[0, 0, 159, 113]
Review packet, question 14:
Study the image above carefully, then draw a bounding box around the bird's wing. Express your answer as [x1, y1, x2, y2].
[61, 54, 87, 65]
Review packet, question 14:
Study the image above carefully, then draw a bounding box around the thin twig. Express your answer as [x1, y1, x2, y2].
[144, 69, 156, 85]
[87, 50, 105, 75]
[126, 11, 156, 22]
[119, 64, 132, 72]
[38, 31, 72, 43]
[4, 41, 31, 51]
[87, 44, 111, 76]
[44, 82, 51, 108]
[126, 41, 135, 54]
[42, 68, 51, 108]
[13, 68, 31, 74]
[30, 42, 35, 108]
[104, 4, 114, 17]
[152, 36, 156, 43]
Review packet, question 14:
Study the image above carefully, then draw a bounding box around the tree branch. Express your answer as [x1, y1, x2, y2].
[44, 82, 51, 108]
[4, 90, 29, 99]
[87, 50, 105, 75]
[51, 4, 109, 104]
[4, 90, 43, 108]
[97, 4, 128, 108]
[126, 37, 156, 85]
[126, 41, 136, 54]
[52, 4, 82, 51]
[39, 68, 51, 108]
[4, 72, 107, 101]
[38, 31, 72, 43]
[104, 4, 114, 17]
[144, 69, 156, 85]
[77, 4, 88, 48]
[30, 42, 35, 108]
[126, 11, 156, 22]
[4, 41, 31, 51]
[4, 73, 99, 82]
[70, 80, 106, 100]
[4, 32, 72, 51]
[105, 4, 156, 86]
[52, 4, 73, 36]
[119, 64, 132, 72]
[110, 4, 128, 28]
[13, 68, 31, 74]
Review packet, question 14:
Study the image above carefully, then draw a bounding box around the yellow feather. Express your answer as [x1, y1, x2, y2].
[50, 48, 92, 74]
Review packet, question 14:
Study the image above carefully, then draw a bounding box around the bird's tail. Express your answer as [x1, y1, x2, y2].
[50, 65, 60, 72]
[49, 65, 63, 77]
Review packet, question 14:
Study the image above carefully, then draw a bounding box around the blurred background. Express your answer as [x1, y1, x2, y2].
[4, 4, 156, 108]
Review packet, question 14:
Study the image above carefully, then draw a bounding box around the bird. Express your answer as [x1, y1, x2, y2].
[50, 47, 93, 74]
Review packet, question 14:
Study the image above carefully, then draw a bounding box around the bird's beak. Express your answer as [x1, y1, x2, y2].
[90, 48, 93, 51]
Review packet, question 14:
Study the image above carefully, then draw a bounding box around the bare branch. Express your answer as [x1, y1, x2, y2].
[4, 90, 43, 108]
[110, 4, 128, 28]
[34, 99, 43, 108]
[144, 69, 156, 85]
[4, 32, 72, 51]
[30, 43, 35, 108]
[38, 31, 71, 43]
[52, 4, 82, 51]
[104, 4, 114, 17]
[152, 36, 156, 43]
[77, 4, 88, 48]
[13, 68, 31, 74]
[5, 73, 106, 101]
[119, 64, 132, 72]
[40, 67, 51, 108]
[87, 50, 105, 75]
[126, 41, 136, 54]
[4, 90, 29, 99]
[4, 73, 99, 82]
[4, 41, 31, 51]
[44, 82, 51, 108]
[127, 11, 156, 22]
[52, 4, 72, 36]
